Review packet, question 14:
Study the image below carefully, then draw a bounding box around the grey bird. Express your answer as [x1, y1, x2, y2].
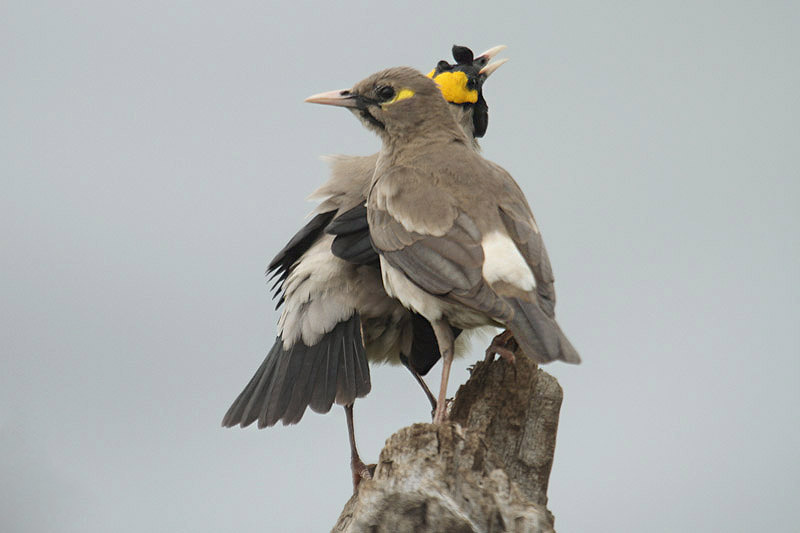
[305, 67, 581, 424]
[221, 46, 508, 486]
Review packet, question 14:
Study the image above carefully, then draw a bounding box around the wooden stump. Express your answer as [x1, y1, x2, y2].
[333, 355, 564, 533]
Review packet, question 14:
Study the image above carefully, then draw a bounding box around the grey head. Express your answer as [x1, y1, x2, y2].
[305, 45, 508, 146]
[305, 66, 467, 147]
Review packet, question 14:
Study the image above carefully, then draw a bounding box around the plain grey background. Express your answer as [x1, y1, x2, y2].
[2, 2, 798, 532]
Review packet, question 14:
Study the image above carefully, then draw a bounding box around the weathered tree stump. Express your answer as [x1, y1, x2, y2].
[333, 354, 564, 533]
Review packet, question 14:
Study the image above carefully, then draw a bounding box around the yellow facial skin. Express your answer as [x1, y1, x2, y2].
[427, 69, 479, 104]
[381, 88, 416, 108]
[382, 70, 478, 109]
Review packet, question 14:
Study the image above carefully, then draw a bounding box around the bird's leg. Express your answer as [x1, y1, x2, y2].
[485, 328, 518, 364]
[401, 357, 437, 416]
[431, 319, 455, 424]
[344, 403, 371, 490]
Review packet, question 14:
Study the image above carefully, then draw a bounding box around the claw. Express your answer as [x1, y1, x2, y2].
[351, 457, 372, 490]
[485, 329, 518, 364]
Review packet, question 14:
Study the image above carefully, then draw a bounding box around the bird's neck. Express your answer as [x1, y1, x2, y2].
[448, 106, 482, 151]
[379, 121, 468, 159]
[372, 131, 469, 195]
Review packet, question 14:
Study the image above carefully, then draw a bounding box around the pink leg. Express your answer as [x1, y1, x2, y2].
[345, 404, 371, 490]
[430, 320, 455, 424]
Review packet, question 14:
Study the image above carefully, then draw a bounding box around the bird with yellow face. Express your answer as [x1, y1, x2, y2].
[222, 45, 508, 488]
[306, 64, 581, 427]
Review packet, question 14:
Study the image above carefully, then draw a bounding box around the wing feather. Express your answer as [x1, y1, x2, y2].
[498, 205, 557, 317]
[369, 166, 509, 321]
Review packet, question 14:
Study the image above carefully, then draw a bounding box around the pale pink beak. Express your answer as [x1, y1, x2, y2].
[476, 45, 509, 77]
[476, 44, 507, 62]
[304, 89, 360, 107]
[479, 58, 510, 77]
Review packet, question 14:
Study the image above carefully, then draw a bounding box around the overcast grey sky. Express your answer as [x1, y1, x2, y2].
[2, 2, 798, 532]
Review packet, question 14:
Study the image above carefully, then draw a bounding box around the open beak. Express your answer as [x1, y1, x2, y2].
[475, 44, 509, 77]
[476, 44, 507, 63]
[479, 57, 509, 77]
[304, 89, 360, 108]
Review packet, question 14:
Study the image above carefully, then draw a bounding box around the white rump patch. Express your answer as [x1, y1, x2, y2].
[481, 231, 536, 291]
[380, 257, 445, 321]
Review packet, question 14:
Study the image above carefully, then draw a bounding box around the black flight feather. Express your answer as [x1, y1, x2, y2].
[267, 210, 336, 305]
[407, 313, 461, 376]
[326, 204, 380, 265]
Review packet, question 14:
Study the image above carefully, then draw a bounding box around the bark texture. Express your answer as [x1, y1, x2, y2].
[332, 355, 564, 533]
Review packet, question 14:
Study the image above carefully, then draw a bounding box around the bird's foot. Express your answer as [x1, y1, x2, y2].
[494, 346, 516, 365]
[430, 397, 453, 422]
[351, 457, 373, 491]
[485, 329, 518, 365]
[432, 397, 454, 424]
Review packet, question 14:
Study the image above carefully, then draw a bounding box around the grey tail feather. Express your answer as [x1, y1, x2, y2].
[506, 297, 581, 365]
[221, 313, 371, 428]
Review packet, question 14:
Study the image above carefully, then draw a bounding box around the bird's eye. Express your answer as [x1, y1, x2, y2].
[376, 85, 396, 101]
